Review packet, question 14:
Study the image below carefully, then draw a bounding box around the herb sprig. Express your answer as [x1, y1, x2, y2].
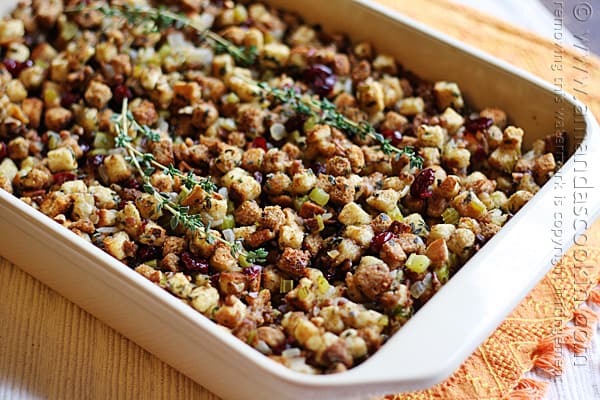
[70, 3, 422, 168]
[113, 99, 267, 265]
[256, 83, 423, 168]
[68, 3, 258, 66]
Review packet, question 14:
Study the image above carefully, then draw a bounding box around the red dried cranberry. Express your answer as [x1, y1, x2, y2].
[123, 177, 141, 190]
[410, 168, 435, 199]
[2, 58, 33, 77]
[284, 113, 308, 133]
[253, 171, 263, 184]
[473, 145, 487, 162]
[304, 64, 336, 96]
[113, 84, 133, 106]
[53, 172, 77, 185]
[370, 231, 395, 253]
[61, 92, 81, 108]
[87, 153, 105, 168]
[312, 162, 326, 175]
[209, 273, 221, 287]
[382, 129, 403, 146]
[0, 142, 6, 160]
[243, 265, 262, 278]
[181, 251, 209, 273]
[465, 117, 493, 133]
[137, 245, 162, 262]
[251, 136, 267, 151]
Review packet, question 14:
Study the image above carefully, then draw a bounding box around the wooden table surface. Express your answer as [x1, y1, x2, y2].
[2, 1, 600, 399]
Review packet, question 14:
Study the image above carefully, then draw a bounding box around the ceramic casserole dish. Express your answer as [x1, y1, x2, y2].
[1, 0, 599, 399]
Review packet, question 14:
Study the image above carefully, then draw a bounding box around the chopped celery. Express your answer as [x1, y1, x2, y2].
[297, 286, 309, 300]
[220, 214, 235, 230]
[315, 214, 325, 232]
[303, 115, 318, 132]
[317, 275, 330, 294]
[238, 254, 251, 268]
[309, 187, 329, 207]
[405, 254, 431, 273]
[387, 207, 403, 222]
[93, 132, 113, 150]
[441, 207, 460, 225]
[434, 264, 450, 283]
[293, 195, 308, 211]
[280, 279, 294, 293]
[47, 132, 61, 150]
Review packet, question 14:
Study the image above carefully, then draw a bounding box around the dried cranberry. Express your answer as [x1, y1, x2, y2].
[87, 153, 105, 168]
[2, 58, 33, 77]
[209, 273, 221, 287]
[243, 265, 262, 278]
[53, 172, 77, 185]
[251, 136, 267, 151]
[137, 245, 162, 262]
[181, 251, 209, 273]
[312, 162, 326, 175]
[61, 92, 81, 108]
[465, 117, 493, 133]
[304, 64, 336, 96]
[382, 129, 403, 146]
[0, 142, 6, 160]
[410, 168, 435, 199]
[253, 171, 263, 184]
[284, 113, 308, 133]
[123, 177, 141, 190]
[370, 231, 395, 253]
[473, 145, 487, 162]
[112, 84, 133, 107]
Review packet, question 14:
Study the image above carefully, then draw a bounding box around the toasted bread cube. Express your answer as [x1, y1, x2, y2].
[47, 147, 77, 172]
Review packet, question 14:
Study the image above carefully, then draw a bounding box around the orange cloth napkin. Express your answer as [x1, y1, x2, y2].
[372, 1, 600, 399]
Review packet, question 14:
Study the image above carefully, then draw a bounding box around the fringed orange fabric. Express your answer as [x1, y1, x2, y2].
[506, 378, 549, 400]
[532, 335, 565, 376]
[588, 288, 600, 306]
[563, 326, 594, 354]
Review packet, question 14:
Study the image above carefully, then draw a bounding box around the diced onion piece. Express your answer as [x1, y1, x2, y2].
[309, 187, 329, 207]
[282, 348, 301, 358]
[270, 123, 287, 141]
[405, 254, 431, 273]
[222, 227, 235, 242]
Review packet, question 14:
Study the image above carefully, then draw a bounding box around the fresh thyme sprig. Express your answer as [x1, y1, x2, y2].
[256, 83, 424, 169]
[69, 3, 423, 168]
[113, 109, 216, 192]
[68, 3, 258, 66]
[113, 99, 267, 265]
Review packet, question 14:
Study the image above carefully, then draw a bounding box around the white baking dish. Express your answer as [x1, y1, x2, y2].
[1, 1, 599, 399]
